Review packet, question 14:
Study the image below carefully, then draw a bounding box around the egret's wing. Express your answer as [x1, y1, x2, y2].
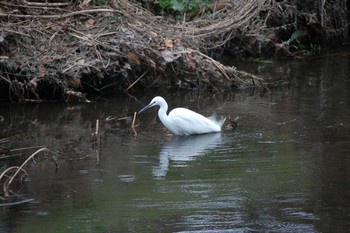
[169, 108, 221, 135]
[168, 111, 197, 135]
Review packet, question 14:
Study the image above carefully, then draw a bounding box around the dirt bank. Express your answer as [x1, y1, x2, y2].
[0, 0, 348, 102]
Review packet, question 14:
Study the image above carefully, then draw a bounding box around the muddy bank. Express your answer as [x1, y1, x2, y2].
[0, 0, 349, 102]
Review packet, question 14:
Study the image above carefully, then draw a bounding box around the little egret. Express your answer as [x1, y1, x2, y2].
[138, 96, 225, 135]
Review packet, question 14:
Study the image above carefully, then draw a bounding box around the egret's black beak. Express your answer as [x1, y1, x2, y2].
[138, 102, 156, 114]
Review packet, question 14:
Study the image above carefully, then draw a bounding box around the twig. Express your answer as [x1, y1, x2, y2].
[124, 91, 140, 103]
[68, 29, 123, 55]
[126, 69, 149, 92]
[191, 49, 236, 81]
[3, 29, 31, 37]
[0, 9, 124, 19]
[23, 0, 70, 7]
[131, 112, 138, 136]
[0, 1, 64, 10]
[10, 145, 46, 152]
[0, 166, 28, 182]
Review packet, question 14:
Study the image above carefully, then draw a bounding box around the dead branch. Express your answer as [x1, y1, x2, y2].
[0, 9, 124, 19]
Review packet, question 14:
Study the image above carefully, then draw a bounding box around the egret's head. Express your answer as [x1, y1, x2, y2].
[138, 96, 166, 114]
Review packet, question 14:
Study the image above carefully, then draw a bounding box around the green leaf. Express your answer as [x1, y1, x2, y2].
[158, 0, 172, 10]
[170, 0, 185, 11]
[290, 30, 302, 42]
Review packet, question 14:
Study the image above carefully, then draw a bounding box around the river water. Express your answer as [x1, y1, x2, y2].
[1, 52, 350, 232]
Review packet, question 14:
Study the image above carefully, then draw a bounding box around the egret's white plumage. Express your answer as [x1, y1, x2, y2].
[138, 96, 225, 135]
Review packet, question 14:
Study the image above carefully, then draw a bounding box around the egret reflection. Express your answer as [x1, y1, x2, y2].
[153, 133, 224, 178]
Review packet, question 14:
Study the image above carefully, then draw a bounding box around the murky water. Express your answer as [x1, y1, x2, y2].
[1, 52, 350, 233]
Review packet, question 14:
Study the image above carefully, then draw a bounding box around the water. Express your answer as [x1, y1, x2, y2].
[1, 53, 350, 232]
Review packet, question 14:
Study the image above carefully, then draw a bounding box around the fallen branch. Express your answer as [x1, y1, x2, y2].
[0, 9, 124, 19]
[192, 49, 232, 81]
[23, 0, 70, 7]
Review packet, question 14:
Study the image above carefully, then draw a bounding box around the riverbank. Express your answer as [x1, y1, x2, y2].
[0, 0, 348, 103]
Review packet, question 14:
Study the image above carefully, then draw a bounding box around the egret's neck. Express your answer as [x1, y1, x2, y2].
[156, 99, 178, 134]
[157, 102, 169, 125]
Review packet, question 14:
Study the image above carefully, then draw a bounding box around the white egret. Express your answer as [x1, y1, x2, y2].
[138, 96, 225, 135]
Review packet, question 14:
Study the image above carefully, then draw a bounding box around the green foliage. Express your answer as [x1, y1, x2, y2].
[0, 60, 17, 70]
[289, 30, 302, 43]
[155, 0, 213, 18]
[289, 29, 306, 50]
[112, 16, 123, 24]
[289, 29, 322, 55]
[156, 0, 172, 10]
[92, 0, 107, 6]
